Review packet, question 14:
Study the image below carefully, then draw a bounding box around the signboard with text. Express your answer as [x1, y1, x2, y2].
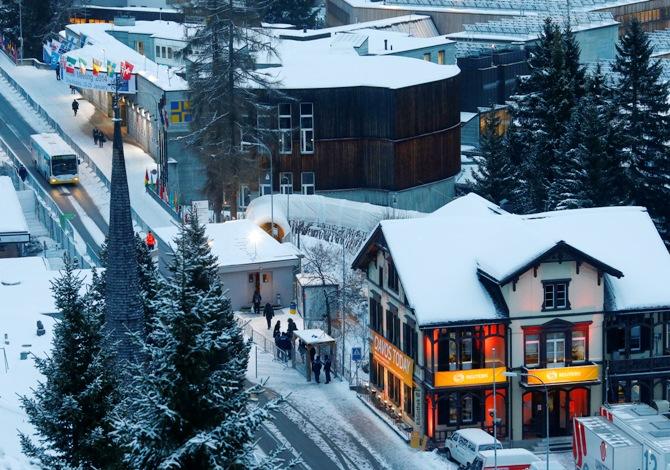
[435, 367, 507, 388]
[371, 331, 414, 385]
[526, 364, 600, 386]
[62, 68, 136, 94]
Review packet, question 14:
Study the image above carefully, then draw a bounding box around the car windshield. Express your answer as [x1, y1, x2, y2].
[52, 155, 77, 176]
[479, 444, 503, 451]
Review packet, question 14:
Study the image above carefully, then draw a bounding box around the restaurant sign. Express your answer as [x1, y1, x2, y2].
[526, 364, 600, 386]
[372, 331, 414, 385]
[435, 367, 507, 388]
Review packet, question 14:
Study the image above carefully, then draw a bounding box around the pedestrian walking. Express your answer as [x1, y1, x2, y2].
[55, 64, 61, 81]
[298, 341, 307, 363]
[286, 318, 298, 340]
[312, 355, 322, 384]
[323, 355, 332, 384]
[98, 132, 106, 148]
[145, 231, 156, 251]
[71, 99, 79, 116]
[252, 290, 262, 315]
[70, 85, 76, 95]
[18, 165, 27, 182]
[93, 128, 99, 145]
[273, 320, 281, 339]
[264, 302, 274, 330]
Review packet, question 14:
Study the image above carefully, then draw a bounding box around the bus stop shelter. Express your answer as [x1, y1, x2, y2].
[293, 329, 336, 382]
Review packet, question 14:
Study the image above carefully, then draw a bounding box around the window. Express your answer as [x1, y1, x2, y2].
[403, 321, 418, 361]
[543, 281, 570, 310]
[155, 45, 161, 58]
[137, 41, 145, 55]
[301, 172, 315, 195]
[630, 325, 641, 351]
[423, 52, 431, 61]
[386, 307, 401, 347]
[525, 334, 540, 367]
[387, 258, 399, 292]
[370, 297, 383, 333]
[438, 50, 445, 64]
[161, 46, 167, 58]
[546, 332, 566, 367]
[388, 373, 401, 406]
[167, 47, 173, 59]
[280, 172, 293, 194]
[278, 103, 292, 154]
[462, 395, 474, 423]
[300, 103, 314, 153]
[572, 329, 586, 362]
[371, 358, 385, 390]
[259, 172, 272, 196]
[448, 395, 458, 424]
[403, 384, 414, 417]
[238, 184, 251, 208]
[461, 332, 473, 370]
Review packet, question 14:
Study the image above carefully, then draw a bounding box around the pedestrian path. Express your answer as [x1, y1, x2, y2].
[0, 53, 175, 235]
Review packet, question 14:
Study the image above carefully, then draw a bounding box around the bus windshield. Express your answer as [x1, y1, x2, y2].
[51, 155, 77, 176]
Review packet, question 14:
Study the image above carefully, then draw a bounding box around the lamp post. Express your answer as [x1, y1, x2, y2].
[504, 371, 550, 470]
[18, 0, 23, 61]
[243, 140, 274, 237]
[492, 347, 498, 470]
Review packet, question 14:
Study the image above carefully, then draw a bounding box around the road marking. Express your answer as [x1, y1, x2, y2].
[58, 186, 71, 195]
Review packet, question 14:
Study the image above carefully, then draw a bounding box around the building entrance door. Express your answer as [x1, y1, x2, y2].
[548, 389, 569, 436]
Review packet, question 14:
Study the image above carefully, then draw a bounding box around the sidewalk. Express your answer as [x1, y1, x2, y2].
[0, 53, 175, 234]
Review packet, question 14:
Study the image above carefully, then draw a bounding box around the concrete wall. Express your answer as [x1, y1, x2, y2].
[389, 42, 457, 65]
[575, 25, 619, 62]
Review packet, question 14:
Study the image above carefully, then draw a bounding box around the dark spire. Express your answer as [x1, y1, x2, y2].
[105, 83, 143, 365]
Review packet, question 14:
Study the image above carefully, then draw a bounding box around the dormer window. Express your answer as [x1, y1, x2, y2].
[542, 280, 570, 311]
[387, 259, 399, 293]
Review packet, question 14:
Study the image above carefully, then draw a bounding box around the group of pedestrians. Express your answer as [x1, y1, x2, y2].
[92, 128, 106, 147]
[310, 353, 332, 384]
[273, 318, 298, 362]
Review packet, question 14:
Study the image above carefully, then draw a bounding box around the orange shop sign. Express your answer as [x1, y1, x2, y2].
[526, 364, 600, 386]
[372, 331, 414, 384]
[435, 367, 507, 388]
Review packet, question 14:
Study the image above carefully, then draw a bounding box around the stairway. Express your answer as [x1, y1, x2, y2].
[531, 436, 574, 453]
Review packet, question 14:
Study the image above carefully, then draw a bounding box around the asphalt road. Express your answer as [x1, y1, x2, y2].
[0, 91, 108, 261]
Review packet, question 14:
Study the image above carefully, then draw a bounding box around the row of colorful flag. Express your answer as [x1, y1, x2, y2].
[63, 56, 134, 80]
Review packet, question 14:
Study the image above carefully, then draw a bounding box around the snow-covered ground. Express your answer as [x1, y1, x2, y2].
[0, 54, 174, 234]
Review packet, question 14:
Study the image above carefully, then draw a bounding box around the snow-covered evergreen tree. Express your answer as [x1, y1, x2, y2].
[612, 18, 670, 241]
[113, 215, 275, 469]
[134, 233, 163, 332]
[19, 256, 122, 469]
[471, 110, 517, 205]
[264, 0, 319, 28]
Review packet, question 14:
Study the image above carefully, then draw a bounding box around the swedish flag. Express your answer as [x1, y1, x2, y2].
[170, 100, 191, 124]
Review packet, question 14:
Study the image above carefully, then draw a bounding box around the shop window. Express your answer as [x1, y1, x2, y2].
[388, 373, 401, 406]
[543, 281, 570, 310]
[280, 172, 293, 194]
[572, 328, 587, 362]
[525, 334, 540, 367]
[278, 103, 292, 154]
[387, 258, 399, 293]
[546, 332, 566, 367]
[403, 384, 414, 417]
[569, 388, 589, 421]
[484, 334, 504, 367]
[440, 330, 479, 371]
[299, 103, 314, 154]
[462, 395, 475, 423]
[632, 382, 641, 402]
[301, 172, 315, 195]
[617, 381, 627, 403]
[448, 395, 457, 425]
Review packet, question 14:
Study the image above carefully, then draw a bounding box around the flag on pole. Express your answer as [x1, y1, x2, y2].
[65, 56, 76, 73]
[78, 57, 87, 75]
[120, 60, 134, 80]
[106, 60, 116, 77]
[144, 169, 149, 186]
[92, 58, 101, 76]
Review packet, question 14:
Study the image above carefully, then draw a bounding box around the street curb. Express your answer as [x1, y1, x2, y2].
[356, 394, 410, 443]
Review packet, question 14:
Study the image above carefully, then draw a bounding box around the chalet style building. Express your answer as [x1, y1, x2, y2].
[352, 194, 670, 447]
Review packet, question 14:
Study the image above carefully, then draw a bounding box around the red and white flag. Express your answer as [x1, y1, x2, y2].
[120, 60, 134, 80]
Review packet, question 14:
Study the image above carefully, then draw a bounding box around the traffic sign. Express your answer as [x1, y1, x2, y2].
[351, 347, 362, 362]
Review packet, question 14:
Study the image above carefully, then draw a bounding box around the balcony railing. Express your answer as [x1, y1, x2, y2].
[608, 355, 670, 375]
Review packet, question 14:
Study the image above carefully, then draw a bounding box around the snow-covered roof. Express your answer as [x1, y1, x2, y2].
[64, 23, 188, 91]
[294, 328, 336, 345]
[296, 272, 339, 287]
[0, 176, 29, 238]
[360, 29, 455, 55]
[105, 20, 193, 42]
[354, 194, 670, 326]
[156, 220, 301, 269]
[30, 133, 76, 157]
[273, 15, 439, 39]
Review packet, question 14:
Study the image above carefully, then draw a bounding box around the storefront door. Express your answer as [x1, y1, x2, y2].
[523, 388, 590, 439]
[548, 389, 569, 436]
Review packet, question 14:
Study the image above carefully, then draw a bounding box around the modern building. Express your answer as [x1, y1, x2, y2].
[352, 194, 670, 446]
[156, 220, 302, 309]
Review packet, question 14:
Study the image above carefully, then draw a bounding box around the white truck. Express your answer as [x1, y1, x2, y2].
[574, 402, 670, 470]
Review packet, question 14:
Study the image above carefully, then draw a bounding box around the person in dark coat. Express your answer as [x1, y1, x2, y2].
[286, 318, 298, 339]
[18, 165, 27, 182]
[264, 302, 274, 329]
[323, 355, 332, 384]
[72, 99, 79, 116]
[93, 128, 99, 145]
[252, 290, 261, 315]
[312, 355, 322, 384]
[98, 132, 105, 148]
[273, 320, 281, 338]
[55, 64, 61, 80]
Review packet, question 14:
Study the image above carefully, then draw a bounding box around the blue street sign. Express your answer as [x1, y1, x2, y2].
[351, 347, 362, 362]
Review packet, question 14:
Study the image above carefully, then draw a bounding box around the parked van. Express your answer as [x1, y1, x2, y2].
[469, 449, 541, 470]
[444, 428, 502, 467]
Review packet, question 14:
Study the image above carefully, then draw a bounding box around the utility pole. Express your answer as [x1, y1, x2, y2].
[18, 0, 23, 61]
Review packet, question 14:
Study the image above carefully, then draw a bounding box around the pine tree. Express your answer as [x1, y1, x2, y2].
[134, 233, 163, 331]
[113, 215, 275, 469]
[0, 0, 68, 59]
[183, 0, 278, 220]
[471, 110, 517, 205]
[19, 256, 122, 469]
[612, 18, 670, 240]
[264, 0, 319, 29]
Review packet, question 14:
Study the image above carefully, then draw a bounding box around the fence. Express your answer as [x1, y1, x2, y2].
[0, 142, 94, 267]
[0, 57, 169, 247]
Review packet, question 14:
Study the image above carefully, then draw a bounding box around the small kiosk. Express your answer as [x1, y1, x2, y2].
[293, 329, 336, 382]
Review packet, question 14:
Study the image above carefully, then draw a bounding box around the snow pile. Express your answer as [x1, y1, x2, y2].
[359, 194, 670, 326]
[0, 257, 92, 468]
[0, 176, 29, 236]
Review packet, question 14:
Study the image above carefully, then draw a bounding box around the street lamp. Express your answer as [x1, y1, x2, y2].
[504, 371, 550, 470]
[492, 347, 498, 470]
[243, 140, 274, 237]
[281, 175, 290, 227]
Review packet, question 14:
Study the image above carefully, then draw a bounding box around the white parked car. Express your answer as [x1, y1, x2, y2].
[470, 449, 541, 470]
[444, 428, 503, 467]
